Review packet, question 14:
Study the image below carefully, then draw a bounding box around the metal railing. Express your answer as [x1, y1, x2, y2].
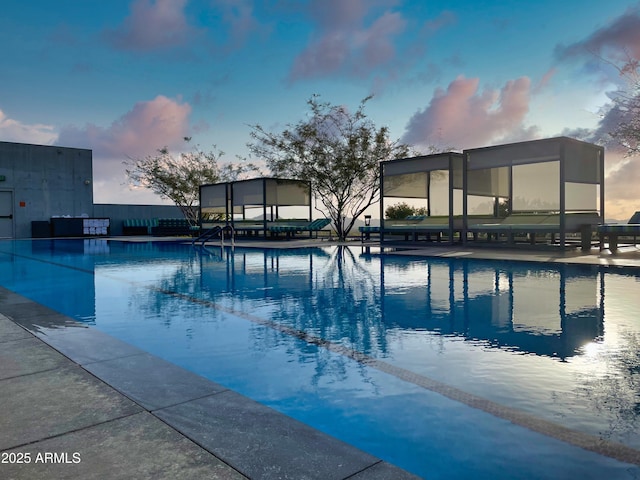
[192, 225, 235, 247]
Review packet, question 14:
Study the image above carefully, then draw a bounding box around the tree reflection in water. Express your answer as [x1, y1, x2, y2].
[266, 246, 386, 389]
[574, 329, 640, 443]
[126, 244, 640, 446]
[127, 246, 226, 339]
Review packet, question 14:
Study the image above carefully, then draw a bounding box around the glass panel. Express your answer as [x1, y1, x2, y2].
[274, 180, 311, 206]
[565, 182, 598, 211]
[384, 172, 429, 198]
[467, 195, 497, 215]
[200, 184, 227, 208]
[453, 189, 464, 216]
[512, 161, 559, 211]
[233, 179, 264, 206]
[564, 142, 602, 183]
[467, 167, 509, 197]
[430, 170, 450, 216]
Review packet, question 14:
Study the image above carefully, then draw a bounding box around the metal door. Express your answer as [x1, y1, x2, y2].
[0, 191, 14, 238]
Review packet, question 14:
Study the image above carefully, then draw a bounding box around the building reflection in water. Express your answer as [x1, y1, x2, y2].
[197, 246, 604, 361]
[378, 255, 604, 360]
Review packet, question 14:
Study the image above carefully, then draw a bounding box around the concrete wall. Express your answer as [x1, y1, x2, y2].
[0, 141, 93, 238]
[93, 204, 185, 235]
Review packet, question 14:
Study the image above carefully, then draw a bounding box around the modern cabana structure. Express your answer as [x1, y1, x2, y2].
[199, 181, 232, 223]
[378, 152, 465, 243]
[463, 137, 604, 248]
[199, 178, 312, 238]
[371, 137, 605, 249]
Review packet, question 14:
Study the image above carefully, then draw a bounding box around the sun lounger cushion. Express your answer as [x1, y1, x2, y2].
[597, 224, 640, 234]
[268, 219, 331, 234]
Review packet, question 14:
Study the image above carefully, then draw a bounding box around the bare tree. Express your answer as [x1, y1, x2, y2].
[601, 52, 640, 156]
[248, 95, 410, 240]
[125, 141, 258, 225]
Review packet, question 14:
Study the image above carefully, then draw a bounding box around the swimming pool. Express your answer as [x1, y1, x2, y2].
[1, 239, 639, 479]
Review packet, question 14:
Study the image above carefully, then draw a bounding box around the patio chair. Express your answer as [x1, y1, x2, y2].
[598, 211, 640, 253]
[469, 212, 599, 249]
[269, 218, 331, 239]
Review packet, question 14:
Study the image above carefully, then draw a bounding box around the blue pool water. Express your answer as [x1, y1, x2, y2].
[1, 239, 640, 479]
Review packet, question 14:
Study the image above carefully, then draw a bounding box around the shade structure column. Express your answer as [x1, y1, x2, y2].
[379, 162, 385, 243]
[559, 141, 566, 247]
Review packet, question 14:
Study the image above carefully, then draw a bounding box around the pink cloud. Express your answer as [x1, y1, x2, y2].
[57, 95, 192, 159]
[214, 0, 262, 49]
[57, 96, 192, 203]
[289, 0, 407, 81]
[357, 12, 406, 72]
[533, 68, 557, 94]
[104, 0, 197, 52]
[402, 76, 539, 150]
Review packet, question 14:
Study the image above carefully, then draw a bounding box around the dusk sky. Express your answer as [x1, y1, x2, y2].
[1, 0, 640, 220]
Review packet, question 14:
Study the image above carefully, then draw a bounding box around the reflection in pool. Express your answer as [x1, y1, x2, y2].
[1, 239, 639, 479]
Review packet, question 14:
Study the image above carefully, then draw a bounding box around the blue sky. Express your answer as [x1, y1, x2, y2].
[1, 0, 639, 219]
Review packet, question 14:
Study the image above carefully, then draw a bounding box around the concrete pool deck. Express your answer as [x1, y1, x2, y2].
[0, 287, 418, 480]
[2, 237, 640, 479]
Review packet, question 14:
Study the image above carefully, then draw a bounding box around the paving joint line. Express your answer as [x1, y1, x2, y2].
[0, 411, 144, 452]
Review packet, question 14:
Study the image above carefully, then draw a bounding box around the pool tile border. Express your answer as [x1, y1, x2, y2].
[156, 287, 640, 468]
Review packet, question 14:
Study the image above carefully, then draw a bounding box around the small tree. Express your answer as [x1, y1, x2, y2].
[385, 202, 429, 219]
[385, 202, 415, 220]
[125, 142, 257, 226]
[248, 95, 410, 240]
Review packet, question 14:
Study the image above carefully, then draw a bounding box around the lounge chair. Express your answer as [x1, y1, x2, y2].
[360, 215, 462, 243]
[152, 218, 198, 237]
[269, 218, 331, 238]
[468, 212, 600, 249]
[122, 218, 158, 235]
[598, 211, 640, 253]
[359, 225, 380, 241]
[384, 215, 459, 242]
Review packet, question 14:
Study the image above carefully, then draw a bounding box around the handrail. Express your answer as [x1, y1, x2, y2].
[220, 225, 235, 247]
[192, 226, 222, 246]
[192, 225, 234, 247]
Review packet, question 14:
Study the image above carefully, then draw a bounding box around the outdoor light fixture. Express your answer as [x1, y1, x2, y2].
[364, 215, 371, 226]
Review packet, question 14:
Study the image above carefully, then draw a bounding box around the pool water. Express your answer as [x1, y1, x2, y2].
[1, 239, 639, 479]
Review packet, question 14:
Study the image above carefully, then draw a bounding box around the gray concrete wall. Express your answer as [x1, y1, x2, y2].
[0, 141, 93, 238]
[93, 204, 185, 235]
